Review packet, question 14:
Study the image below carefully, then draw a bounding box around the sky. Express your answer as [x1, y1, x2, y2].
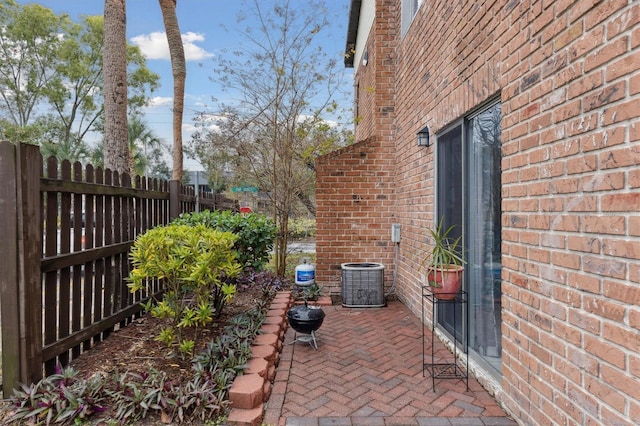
[18, 0, 354, 170]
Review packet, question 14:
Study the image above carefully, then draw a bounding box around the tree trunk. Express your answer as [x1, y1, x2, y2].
[159, 0, 185, 182]
[102, 0, 129, 175]
[296, 190, 316, 216]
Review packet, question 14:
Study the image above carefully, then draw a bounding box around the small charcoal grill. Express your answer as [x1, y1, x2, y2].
[287, 301, 325, 349]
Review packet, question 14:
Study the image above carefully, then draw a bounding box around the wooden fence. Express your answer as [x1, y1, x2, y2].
[0, 141, 236, 397]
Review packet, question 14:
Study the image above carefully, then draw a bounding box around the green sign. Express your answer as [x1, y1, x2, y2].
[231, 186, 258, 193]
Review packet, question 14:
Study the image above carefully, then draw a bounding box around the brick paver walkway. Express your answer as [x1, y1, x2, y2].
[264, 300, 517, 426]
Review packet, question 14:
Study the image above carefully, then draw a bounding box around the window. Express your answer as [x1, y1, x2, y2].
[401, 0, 421, 37]
[436, 101, 502, 375]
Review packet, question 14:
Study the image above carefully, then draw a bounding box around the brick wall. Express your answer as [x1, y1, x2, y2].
[499, 1, 640, 424]
[315, 137, 397, 295]
[315, 0, 398, 296]
[352, 0, 397, 143]
[316, 0, 640, 424]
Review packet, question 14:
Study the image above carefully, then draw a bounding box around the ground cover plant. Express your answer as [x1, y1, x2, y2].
[1, 211, 288, 425]
[2, 272, 289, 425]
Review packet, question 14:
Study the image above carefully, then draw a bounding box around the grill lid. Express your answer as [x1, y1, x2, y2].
[287, 301, 325, 322]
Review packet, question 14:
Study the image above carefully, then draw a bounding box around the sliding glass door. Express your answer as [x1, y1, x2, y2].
[436, 101, 502, 374]
[436, 123, 463, 342]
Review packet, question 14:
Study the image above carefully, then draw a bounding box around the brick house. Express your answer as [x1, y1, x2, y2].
[315, 0, 639, 424]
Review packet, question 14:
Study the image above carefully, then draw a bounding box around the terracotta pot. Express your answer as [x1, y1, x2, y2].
[426, 265, 464, 300]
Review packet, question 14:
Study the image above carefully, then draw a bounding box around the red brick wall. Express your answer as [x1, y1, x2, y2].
[315, 0, 399, 295]
[315, 137, 397, 295]
[499, 1, 640, 424]
[352, 0, 397, 143]
[317, 0, 640, 424]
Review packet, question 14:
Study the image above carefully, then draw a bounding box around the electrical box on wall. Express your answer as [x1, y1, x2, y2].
[391, 223, 401, 243]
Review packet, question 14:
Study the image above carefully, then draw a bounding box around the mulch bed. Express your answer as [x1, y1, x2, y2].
[0, 284, 270, 425]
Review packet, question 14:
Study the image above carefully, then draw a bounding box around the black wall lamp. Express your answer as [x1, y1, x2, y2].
[417, 125, 430, 147]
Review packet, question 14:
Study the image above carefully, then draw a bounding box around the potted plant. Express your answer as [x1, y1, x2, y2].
[421, 217, 466, 300]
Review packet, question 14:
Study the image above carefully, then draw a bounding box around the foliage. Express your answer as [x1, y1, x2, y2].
[89, 114, 170, 179]
[7, 271, 284, 424]
[128, 223, 241, 356]
[0, 1, 71, 130]
[288, 217, 316, 239]
[9, 364, 106, 425]
[109, 302, 269, 423]
[173, 210, 277, 271]
[0, 2, 159, 160]
[292, 282, 323, 301]
[235, 269, 292, 300]
[420, 217, 466, 287]
[188, 0, 352, 276]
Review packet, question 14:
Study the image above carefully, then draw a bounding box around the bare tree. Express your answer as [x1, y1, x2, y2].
[103, 0, 129, 174]
[190, 0, 349, 276]
[159, 0, 185, 182]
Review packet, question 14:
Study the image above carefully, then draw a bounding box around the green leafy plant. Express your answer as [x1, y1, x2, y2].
[173, 210, 276, 271]
[9, 364, 107, 425]
[420, 217, 466, 299]
[421, 217, 465, 273]
[288, 217, 316, 239]
[293, 282, 323, 301]
[128, 223, 241, 355]
[8, 272, 279, 425]
[108, 369, 173, 423]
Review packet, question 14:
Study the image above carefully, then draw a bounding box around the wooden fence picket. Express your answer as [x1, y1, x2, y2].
[0, 141, 237, 397]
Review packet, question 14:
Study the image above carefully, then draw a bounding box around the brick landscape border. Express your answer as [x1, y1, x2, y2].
[227, 292, 332, 426]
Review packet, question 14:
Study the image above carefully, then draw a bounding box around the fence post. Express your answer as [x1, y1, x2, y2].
[0, 142, 43, 396]
[169, 179, 181, 220]
[0, 141, 20, 397]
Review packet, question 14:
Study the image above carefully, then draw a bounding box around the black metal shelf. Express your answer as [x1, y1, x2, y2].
[422, 287, 469, 391]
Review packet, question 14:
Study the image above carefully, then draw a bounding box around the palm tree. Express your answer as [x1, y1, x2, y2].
[158, 0, 185, 182]
[90, 115, 167, 178]
[128, 115, 164, 177]
[102, 0, 129, 175]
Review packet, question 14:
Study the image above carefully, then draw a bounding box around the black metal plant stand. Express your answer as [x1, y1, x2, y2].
[422, 287, 469, 391]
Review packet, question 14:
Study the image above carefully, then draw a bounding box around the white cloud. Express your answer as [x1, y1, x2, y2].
[181, 32, 214, 61]
[130, 31, 214, 61]
[146, 96, 173, 108]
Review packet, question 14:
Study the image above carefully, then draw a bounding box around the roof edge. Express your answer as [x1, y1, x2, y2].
[344, 0, 362, 68]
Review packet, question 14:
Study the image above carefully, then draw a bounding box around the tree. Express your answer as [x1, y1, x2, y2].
[0, 2, 159, 156]
[189, 0, 350, 276]
[49, 15, 159, 153]
[158, 0, 186, 182]
[102, 0, 129, 175]
[0, 1, 70, 134]
[128, 114, 168, 177]
[37, 115, 90, 162]
[89, 114, 170, 180]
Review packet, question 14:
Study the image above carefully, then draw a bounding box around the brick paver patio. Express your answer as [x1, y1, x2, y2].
[263, 300, 517, 426]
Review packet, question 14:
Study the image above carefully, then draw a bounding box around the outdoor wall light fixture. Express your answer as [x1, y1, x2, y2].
[362, 49, 369, 66]
[417, 125, 430, 147]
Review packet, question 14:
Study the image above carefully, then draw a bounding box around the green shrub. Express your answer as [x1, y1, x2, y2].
[7, 275, 281, 425]
[173, 210, 276, 271]
[269, 252, 316, 280]
[128, 223, 241, 356]
[288, 217, 316, 239]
